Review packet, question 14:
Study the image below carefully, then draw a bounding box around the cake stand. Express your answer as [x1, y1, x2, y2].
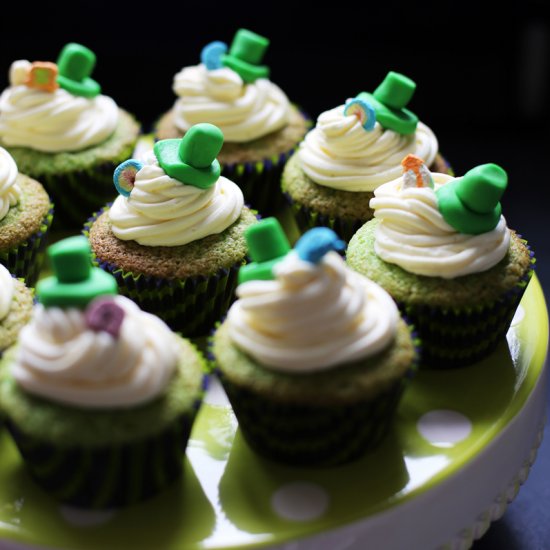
[0, 275, 546, 550]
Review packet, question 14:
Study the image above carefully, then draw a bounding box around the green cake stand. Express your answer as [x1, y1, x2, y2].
[0, 275, 547, 550]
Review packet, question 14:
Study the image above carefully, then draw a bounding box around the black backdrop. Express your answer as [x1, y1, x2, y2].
[1, 2, 550, 548]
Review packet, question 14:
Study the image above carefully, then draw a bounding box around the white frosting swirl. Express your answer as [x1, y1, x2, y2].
[0, 265, 15, 322]
[298, 104, 438, 192]
[0, 61, 118, 153]
[226, 251, 398, 372]
[172, 64, 290, 142]
[371, 173, 511, 278]
[12, 296, 179, 408]
[0, 146, 21, 221]
[109, 151, 244, 247]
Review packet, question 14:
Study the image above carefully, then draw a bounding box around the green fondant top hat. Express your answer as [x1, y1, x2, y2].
[222, 28, 270, 83]
[56, 43, 101, 98]
[436, 163, 508, 235]
[37, 236, 117, 309]
[357, 71, 418, 134]
[239, 217, 291, 284]
[153, 123, 224, 189]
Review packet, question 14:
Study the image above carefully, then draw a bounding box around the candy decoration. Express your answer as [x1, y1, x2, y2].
[37, 236, 118, 309]
[25, 62, 59, 93]
[436, 163, 508, 235]
[85, 297, 125, 338]
[344, 98, 376, 131]
[221, 29, 270, 83]
[239, 218, 291, 284]
[201, 41, 229, 70]
[9, 60, 32, 86]
[401, 154, 434, 189]
[357, 71, 419, 134]
[113, 159, 143, 197]
[295, 228, 346, 264]
[154, 123, 224, 189]
[56, 43, 101, 98]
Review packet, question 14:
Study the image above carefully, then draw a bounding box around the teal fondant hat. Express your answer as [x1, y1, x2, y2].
[153, 123, 224, 189]
[239, 218, 291, 284]
[436, 164, 508, 235]
[37, 236, 117, 309]
[222, 29, 270, 83]
[357, 71, 418, 134]
[56, 43, 101, 98]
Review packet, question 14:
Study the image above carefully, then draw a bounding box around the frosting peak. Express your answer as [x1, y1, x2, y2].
[371, 173, 511, 278]
[0, 147, 21, 221]
[12, 296, 178, 408]
[298, 104, 438, 192]
[0, 60, 118, 153]
[109, 150, 243, 246]
[172, 64, 290, 142]
[227, 251, 398, 372]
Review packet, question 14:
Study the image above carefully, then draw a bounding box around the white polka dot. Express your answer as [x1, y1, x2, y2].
[271, 482, 329, 521]
[60, 506, 117, 527]
[417, 410, 472, 447]
[203, 375, 230, 407]
[510, 305, 525, 327]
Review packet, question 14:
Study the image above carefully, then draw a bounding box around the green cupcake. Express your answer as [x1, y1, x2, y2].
[0, 147, 53, 286]
[0, 43, 140, 229]
[282, 71, 452, 242]
[211, 219, 419, 467]
[85, 123, 258, 337]
[155, 29, 310, 215]
[0, 236, 206, 508]
[0, 265, 33, 355]
[347, 158, 534, 368]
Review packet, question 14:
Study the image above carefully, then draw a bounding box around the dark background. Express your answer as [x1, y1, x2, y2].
[1, 1, 549, 548]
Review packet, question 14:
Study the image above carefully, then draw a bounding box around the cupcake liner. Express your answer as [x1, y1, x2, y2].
[41, 161, 122, 230]
[284, 192, 365, 242]
[402, 245, 536, 369]
[0, 205, 54, 287]
[210, 325, 420, 467]
[83, 212, 244, 338]
[223, 148, 296, 216]
[6, 412, 197, 509]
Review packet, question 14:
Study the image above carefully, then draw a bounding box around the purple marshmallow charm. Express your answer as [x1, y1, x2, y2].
[85, 297, 125, 338]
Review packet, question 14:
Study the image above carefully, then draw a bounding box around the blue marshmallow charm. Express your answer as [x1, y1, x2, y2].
[344, 98, 376, 131]
[201, 41, 228, 70]
[113, 159, 143, 198]
[295, 228, 346, 264]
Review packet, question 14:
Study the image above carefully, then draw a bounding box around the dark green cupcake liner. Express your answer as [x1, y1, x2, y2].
[6, 411, 197, 509]
[210, 326, 420, 467]
[41, 160, 128, 230]
[402, 245, 536, 369]
[83, 212, 244, 338]
[223, 149, 297, 216]
[284, 193, 365, 243]
[0, 205, 54, 287]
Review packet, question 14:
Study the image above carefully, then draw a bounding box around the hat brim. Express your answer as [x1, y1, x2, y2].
[222, 55, 269, 83]
[57, 75, 101, 98]
[357, 92, 418, 135]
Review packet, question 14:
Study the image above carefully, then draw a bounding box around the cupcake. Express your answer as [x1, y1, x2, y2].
[211, 219, 419, 467]
[347, 156, 535, 368]
[0, 146, 53, 286]
[282, 71, 451, 241]
[0, 236, 207, 508]
[155, 29, 310, 214]
[85, 123, 258, 337]
[0, 265, 33, 355]
[0, 43, 141, 228]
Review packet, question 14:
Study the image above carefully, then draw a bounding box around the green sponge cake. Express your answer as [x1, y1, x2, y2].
[0, 43, 140, 228]
[281, 71, 452, 242]
[347, 157, 534, 368]
[0, 266, 33, 354]
[0, 236, 206, 508]
[155, 28, 310, 214]
[211, 219, 419, 466]
[0, 147, 53, 286]
[85, 123, 257, 337]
